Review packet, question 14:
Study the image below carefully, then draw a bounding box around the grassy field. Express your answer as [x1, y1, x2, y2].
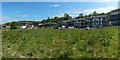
[2, 27, 119, 58]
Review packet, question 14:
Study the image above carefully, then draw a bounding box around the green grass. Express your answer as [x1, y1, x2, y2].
[0, 29, 2, 60]
[2, 27, 119, 58]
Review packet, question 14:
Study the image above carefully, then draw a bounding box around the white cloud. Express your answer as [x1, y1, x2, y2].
[1, 17, 19, 24]
[1, 16, 42, 24]
[71, 6, 117, 16]
[84, 6, 117, 14]
[53, 6, 117, 18]
[49, 4, 60, 7]
[0, 17, 2, 24]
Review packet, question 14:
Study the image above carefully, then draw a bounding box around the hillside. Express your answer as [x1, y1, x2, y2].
[2, 27, 119, 58]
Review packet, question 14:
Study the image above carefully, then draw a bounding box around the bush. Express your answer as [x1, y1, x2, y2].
[10, 22, 18, 29]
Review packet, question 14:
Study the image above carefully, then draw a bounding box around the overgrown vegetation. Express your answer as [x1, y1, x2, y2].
[2, 27, 119, 58]
[10, 22, 18, 29]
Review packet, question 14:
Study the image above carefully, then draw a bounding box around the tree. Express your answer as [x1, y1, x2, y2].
[40, 16, 64, 23]
[84, 15, 88, 18]
[88, 14, 92, 17]
[64, 13, 72, 20]
[54, 16, 58, 19]
[64, 13, 69, 18]
[4, 22, 11, 26]
[92, 11, 97, 16]
[10, 21, 18, 29]
[93, 11, 97, 14]
[75, 13, 85, 19]
[48, 17, 50, 20]
[32, 22, 39, 26]
[79, 13, 84, 18]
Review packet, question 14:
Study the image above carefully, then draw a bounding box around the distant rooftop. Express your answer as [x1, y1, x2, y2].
[89, 15, 108, 18]
[110, 8, 120, 15]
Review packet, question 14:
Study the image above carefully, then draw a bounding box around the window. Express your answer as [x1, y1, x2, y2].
[100, 18, 103, 21]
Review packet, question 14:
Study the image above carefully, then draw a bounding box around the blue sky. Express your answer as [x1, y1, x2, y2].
[2, 2, 118, 24]
[2, 0, 119, 2]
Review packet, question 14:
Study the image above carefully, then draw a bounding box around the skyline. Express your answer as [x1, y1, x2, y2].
[2, 2, 118, 24]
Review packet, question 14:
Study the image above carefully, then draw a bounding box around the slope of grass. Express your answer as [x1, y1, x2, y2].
[0, 29, 2, 60]
[2, 27, 119, 58]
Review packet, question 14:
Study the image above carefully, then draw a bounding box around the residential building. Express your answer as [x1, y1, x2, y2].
[74, 18, 87, 28]
[87, 15, 109, 28]
[109, 9, 120, 26]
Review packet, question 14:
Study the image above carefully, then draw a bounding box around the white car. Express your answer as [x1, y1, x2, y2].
[62, 25, 65, 29]
[85, 26, 90, 30]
